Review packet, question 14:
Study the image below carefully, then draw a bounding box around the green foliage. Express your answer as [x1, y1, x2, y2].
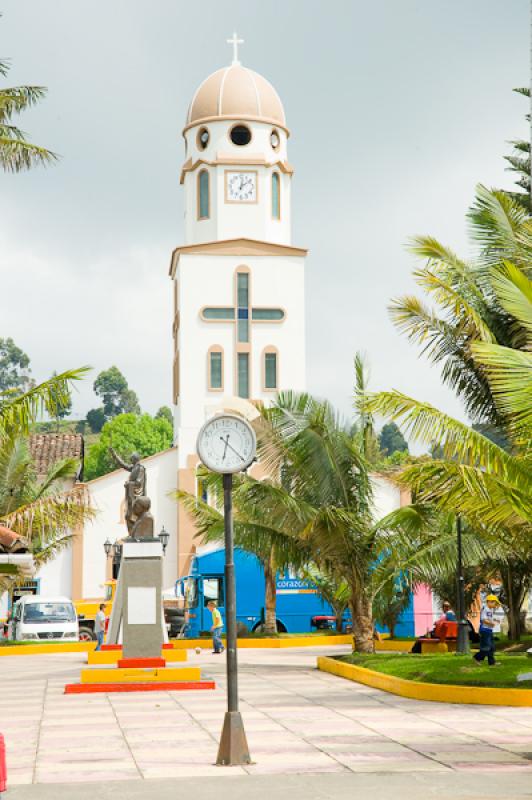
[0, 40, 57, 172]
[502, 88, 530, 212]
[378, 422, 408, 456]
[177, 392, 457, 653]
[156, 406, 173, 426]
[340, 653, 532, 689]
[84, 413, 173, 480]
[373, 188, 532, 639]
[93, 366, 141, 418]
[0, 338, 31, 394]
[0, 365, 93, 589]
[0, 368, 89, 438]
[86, 407, 106, 433]
[372, 575, 410, 638]
[390, 186, 530, 426]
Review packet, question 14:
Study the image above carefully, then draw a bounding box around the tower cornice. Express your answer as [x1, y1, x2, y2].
[169, 237, 308, 277]
[180, 155, 294, 184]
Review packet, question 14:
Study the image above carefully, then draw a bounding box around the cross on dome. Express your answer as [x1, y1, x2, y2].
[227, 31, 244, 65]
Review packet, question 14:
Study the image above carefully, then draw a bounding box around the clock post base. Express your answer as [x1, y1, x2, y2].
[216, 711, 252, 766]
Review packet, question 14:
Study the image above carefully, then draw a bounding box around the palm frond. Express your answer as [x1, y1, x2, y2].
[0, 136, 58, 172]
[471, 343, 532, 434]
[369, 390, 527, 483]
[0, 367, 90, 435]
[0, 86, 48, 121]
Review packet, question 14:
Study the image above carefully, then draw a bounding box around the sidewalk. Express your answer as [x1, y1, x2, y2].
[5, 772, 532, 800]
[1, 646, 531, 788]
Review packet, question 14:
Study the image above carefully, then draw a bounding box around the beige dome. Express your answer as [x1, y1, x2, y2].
[186, 65, 286, 132]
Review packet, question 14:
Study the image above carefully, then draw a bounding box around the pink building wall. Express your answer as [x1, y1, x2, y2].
[413, 584, 434, 635]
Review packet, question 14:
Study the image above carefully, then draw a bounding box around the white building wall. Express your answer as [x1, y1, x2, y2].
[83, 448, 179, 598]
[36, 547, 73, 597]
[371, 476, 402, 521]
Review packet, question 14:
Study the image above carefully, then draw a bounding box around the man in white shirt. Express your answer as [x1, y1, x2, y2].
[94, 603, 106, 651]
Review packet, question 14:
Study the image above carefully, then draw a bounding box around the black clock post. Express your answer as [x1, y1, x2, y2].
[216, 471, 252, 766]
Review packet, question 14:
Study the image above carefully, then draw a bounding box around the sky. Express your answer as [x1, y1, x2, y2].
[0, 0, 529, 438]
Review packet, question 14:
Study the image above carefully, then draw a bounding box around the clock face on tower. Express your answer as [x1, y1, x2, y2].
[226, 171, 257, 203]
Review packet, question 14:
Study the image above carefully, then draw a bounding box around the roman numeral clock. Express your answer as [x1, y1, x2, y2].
[169, 34, 308, 576]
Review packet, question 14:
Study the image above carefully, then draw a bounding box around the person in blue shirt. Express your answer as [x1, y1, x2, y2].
[473, 595, 501, 666]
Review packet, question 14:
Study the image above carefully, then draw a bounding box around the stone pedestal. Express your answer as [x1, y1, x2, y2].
[107, 540, 164, 659]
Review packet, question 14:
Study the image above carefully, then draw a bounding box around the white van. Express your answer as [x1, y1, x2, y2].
[8, 595, 79, 642]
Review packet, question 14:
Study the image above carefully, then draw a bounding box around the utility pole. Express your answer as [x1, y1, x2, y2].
[456, 516, 470, 654]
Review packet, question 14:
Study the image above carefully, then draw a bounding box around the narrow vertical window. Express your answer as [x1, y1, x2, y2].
[264, 352, 278, 389]
[272, 172, 280, 219]
[198, 170, 209, 219]
[208, 348, 223, 390]
[237, 353, 250, 398]
[237, 272, 249, 343]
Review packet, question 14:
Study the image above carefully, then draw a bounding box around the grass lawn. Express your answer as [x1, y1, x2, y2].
[339, 652, 532, 689]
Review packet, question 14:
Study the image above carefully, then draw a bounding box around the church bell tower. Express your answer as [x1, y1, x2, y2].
[170, 35, 307, 574]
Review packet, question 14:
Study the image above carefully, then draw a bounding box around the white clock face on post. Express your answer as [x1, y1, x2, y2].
[226, 172, 257, 202]
[197, 414, 257, 474]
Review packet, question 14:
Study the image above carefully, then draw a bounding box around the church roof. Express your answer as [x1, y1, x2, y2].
[186, 65, 286, 132]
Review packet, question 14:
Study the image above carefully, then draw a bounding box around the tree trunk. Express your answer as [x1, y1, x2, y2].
[502, 565, 528, 642]
[263, 553, 277, 635]
[350, 593, 374, 653]
[334, 607, 344, 632]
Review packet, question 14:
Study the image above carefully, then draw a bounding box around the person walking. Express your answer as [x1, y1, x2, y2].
[94, 603, 106, 651]
[207, 600, 224, 654]
[473, 594, 501, 666]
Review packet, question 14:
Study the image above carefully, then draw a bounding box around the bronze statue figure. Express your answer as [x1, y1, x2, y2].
[129, 496, 154, 540]
[109, 449, 147, 533]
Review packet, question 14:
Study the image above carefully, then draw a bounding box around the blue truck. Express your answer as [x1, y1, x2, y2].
[175, 546, 419, 638]
[175, 546, 351, 637]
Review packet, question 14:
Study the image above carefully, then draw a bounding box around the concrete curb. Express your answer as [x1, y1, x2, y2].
[317, 655, 532, 707]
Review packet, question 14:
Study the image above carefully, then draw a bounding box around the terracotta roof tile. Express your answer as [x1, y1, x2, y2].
[0, 525, 28, 553]
[29, 433, 83, 477]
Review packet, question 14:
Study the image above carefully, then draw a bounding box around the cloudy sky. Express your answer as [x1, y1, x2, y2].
[0, 0, 529, 434]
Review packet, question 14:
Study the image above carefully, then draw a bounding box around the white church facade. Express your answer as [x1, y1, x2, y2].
[2, 38, 412, 613]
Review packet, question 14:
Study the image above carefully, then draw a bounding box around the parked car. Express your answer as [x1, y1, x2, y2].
[8, 595, 79, 642]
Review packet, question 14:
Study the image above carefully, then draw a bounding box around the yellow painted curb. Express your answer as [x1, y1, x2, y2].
[0, 642, 96, 656]
[374, 640, 413, 653]
[81, 666, 201, 683]
[169, 635, 353, 649]
[87, 649, 187, 665]
[317, 656, 532, 707]
[0, 635, 353, 657]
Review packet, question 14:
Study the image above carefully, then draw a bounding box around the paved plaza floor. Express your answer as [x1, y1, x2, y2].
[1, 646, 531, 798]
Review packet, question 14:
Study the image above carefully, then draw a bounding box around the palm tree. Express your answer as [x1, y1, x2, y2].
[0, 367, 92, 587]
[375, 186, 532, 638]
[389, 186, 530, 428]
[372, 254, 531, 636]
[0, 53, 57, 172]
[178, 392, 449, 652]
[0, 435, 92, 592]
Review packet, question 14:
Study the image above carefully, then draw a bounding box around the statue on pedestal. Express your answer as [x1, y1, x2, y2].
[109, 449, 147, 534]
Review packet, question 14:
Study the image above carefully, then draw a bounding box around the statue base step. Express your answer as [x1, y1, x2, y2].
[80, 666, 200, 683]
[65, 680, 215, 694]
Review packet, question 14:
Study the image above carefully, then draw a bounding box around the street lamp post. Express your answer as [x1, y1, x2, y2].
[196, 413, 256, 767]
[456, 516, 470, 654]
[158, 526, 170, 555]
